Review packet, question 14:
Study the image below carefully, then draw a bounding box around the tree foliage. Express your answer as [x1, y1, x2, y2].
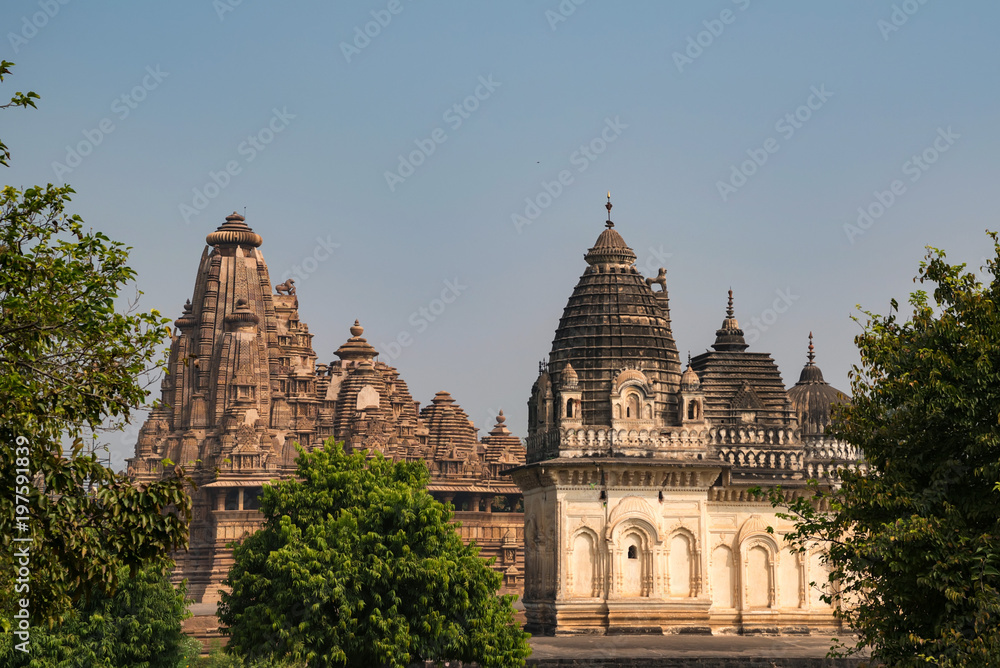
[770, 237, 1000, 666]
[0, 560, 194, 668]
[219, 441, 531, 668]
[0, 61, 39, 167]
[0, 62, 192, 629]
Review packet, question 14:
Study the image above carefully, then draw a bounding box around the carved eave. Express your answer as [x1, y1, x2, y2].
[506, 458, 729, 491]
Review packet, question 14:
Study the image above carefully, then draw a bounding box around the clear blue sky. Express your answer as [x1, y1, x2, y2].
[3, 1, 998, 469]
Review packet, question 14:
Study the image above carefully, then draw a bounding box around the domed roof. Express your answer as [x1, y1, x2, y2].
[584, 194, 637, 267]
[561, 363, 579, 388]
[546, 199, 681, 425]
[680, 357, 701, 391]
[585, 223, 637, 266]
[787, 333, 849, 436]
[712, 289, 749, 352]
[206, 212, 263, 248]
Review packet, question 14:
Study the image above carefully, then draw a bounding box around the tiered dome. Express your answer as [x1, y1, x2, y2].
[334, 320, 379, 361]
[206, 212, 263, 248]
[787, 333, 849, 436]
[547, 200, 681, 424]
[584, 222, 638, 267]
[419, 391, 479, 461]
[482, 410, 527, 466]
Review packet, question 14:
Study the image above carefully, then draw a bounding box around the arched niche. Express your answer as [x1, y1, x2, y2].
[667, 531, 694, 597]
[741, 536, 778, 609]
[711, 544, 736, 608]
[569, 529, 598, 598]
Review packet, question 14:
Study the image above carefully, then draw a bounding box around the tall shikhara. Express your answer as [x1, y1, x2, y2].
[129, 213, 526, 604]
[129, 213, 322, 602]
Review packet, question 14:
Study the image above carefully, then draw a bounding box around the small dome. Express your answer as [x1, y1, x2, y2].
[787, 333, 849, 436]
[206, 212, 263, 248]
[680, 363, 700, 391]
[712, 289, 749, 352]
[562, 363, 579, 388]
[585, 224, 637, 266]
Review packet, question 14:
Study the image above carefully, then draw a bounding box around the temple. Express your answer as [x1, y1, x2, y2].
[507, 196, 856, 635]
[128, 213, 525, 604]
[129, 202, 857, 638]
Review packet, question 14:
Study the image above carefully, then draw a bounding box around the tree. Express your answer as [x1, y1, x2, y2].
[0, 60, 40, 167]
[0, 560, 196, 668]
[218, 441, 531, 668]
[1, 63, 192, 632]
[771, 237, 1000, 666]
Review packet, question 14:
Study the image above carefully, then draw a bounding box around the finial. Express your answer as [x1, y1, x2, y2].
[497, 409, 507, 425]
[726, 288, 734, 318]
[605, 191, 613, 228]
[687, 351, 692, 366]
[807, 331, 815, 364]
[350, 319, 364, 338]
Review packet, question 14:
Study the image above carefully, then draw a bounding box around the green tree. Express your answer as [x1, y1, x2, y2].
[1, 62, 192, 630]
[0, 560, 193, 667]
[0, 60, 40, 167]
[771, 237, 1000, 666]
[219, 441, 530, 668]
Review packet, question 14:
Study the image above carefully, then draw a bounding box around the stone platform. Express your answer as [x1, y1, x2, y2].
[524, 635, 869, 666]
[184, 603, 870, 666]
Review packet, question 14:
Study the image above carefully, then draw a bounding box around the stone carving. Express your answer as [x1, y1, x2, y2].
[274, 278, 296, 295]
[645, 267, 667, 291]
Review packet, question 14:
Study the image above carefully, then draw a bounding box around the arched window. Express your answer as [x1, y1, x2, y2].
[627, 545, 637, 560]
[566, 398, 574, 418]
[626, 393, 640, 419]
[688, 400, 700, 420]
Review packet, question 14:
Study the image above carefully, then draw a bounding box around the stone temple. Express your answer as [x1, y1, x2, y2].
[507, 197, 855, 635]
[129, 203, 856, 638]
[127, 213, 526, 604]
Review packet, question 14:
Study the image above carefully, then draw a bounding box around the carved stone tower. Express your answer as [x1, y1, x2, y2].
[129, 213, 322, 603]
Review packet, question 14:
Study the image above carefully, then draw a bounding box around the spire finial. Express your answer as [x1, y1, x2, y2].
[605, 191, 613, 228]
[726, 288, 734, 318]
[807, 331, 815, 364]
[687, 351, 692, 366]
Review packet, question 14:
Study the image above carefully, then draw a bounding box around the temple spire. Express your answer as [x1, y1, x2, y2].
[796, 331, 825, 383]
[712, 288, 749, 352]
[605, 191, 613, 229]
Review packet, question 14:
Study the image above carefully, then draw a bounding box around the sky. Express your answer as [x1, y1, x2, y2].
[3, 1, 998, 470]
